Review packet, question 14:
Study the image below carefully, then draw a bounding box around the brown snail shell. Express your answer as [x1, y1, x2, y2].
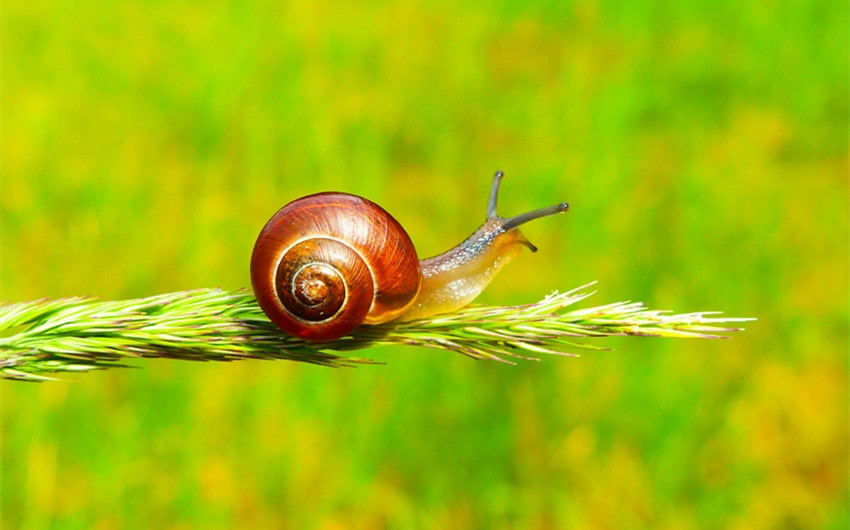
[250, 192, 422, 341]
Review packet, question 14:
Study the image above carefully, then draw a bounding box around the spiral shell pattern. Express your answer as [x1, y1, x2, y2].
[251, 192, 422, 341]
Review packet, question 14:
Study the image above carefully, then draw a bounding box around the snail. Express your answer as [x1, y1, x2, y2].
[251, 171, 569, 341]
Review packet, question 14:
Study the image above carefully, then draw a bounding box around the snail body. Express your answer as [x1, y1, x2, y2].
[251, 171, 568, 341]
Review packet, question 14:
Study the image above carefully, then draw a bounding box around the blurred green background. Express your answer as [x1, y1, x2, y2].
[2, 0, 847, 528]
